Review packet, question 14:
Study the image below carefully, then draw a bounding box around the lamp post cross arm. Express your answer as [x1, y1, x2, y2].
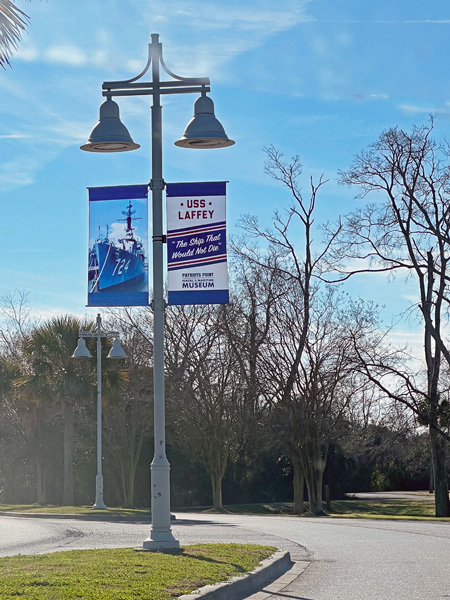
[101, 33, 210, 95]
[79, 329, 120, 339]
[102, 79, 210, 91]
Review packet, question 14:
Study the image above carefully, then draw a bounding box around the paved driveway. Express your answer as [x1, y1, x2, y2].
[1, 512, 449, 599]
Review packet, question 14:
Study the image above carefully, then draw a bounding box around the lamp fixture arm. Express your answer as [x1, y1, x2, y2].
[102, 34, 210, 95]
[79, 330, 120, 339]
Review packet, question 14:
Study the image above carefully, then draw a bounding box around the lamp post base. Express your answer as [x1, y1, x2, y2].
[92, 474, 107, 510]
[143, 460, 179, 550]
[142, 536, 180, 551]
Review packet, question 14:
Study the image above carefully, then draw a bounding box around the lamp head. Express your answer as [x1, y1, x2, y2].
[72, 337, 92, 359]
[107, 338, 127, 359]
[175, 95, 234, 149]
[80, 99, 140, 153]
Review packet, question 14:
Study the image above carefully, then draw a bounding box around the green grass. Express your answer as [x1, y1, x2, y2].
[217, 502, 294, 515]
[3, 497, 450, 521]
[328, 498, 450, 521]
[213, 498, 450, 521]
[0, 544, 276, 600]
[0, 504, 151, 517]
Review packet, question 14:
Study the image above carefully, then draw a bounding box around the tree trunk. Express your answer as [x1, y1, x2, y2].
[121, 461, 138, 507]
[211, 469, 224, 511]
[33, 405, 46, 504]
[324, 484, 331, 512]
[422, 252, 449, 517]
[303, 443, 326, 515]
[35, 456, 46, 505]
[305, 470, 323, 515]
[430, 425, 450, 517]
[63, 399, 74, 506]
[292, 455, 304, 515]
[429, 460, 434, 494]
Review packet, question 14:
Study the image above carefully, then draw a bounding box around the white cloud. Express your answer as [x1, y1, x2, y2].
[28, 306, 89, 322]
[15, 46, 38, 62]
[0, 156, 40, 190]
[45, 119, 99, 147]
[398, 104, 435, 114]
[16, 42, 111, 69]
[398, 102, 450, 116]
[145, 1, 312, 31]
[322, 19, 450, 25]
[404, 20, 450, 24]
[45, 46, 88, 67]
[134, 0, 314, 78]
[402, 294, 419, 303]
[13, 0, 313, 77]
[386, 329, 424, 361]
[0, 134, 31, 139]
[336, 256, 397, 278]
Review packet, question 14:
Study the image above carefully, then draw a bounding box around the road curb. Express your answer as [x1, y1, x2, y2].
[180, 550, 295, 600]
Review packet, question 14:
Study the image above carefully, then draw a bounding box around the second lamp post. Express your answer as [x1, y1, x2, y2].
[73, 314, 127, 509]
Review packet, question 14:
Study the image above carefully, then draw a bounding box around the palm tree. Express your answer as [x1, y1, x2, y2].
[21, 314, 128, 506]
[22, 315, 96, 505]
[0, 0, 29, 68]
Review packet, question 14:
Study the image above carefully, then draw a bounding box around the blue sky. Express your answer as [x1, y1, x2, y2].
[1, 0, 449, 352]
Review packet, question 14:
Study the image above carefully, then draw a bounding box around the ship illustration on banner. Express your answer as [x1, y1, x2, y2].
[166, 181, 229, 305]
[88, 185, 149, 307]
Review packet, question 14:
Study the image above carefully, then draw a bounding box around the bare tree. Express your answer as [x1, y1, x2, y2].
[102, 315, 152, 507]
[0, 289, 35, 361]
[238, 147, 334, 410]
[0, 289, 53, 503]
[268, 289, 376, 514]
[334, 119, 450, 516]
[103, 362, 152, 507]
[165, 304, 246, 511]
[236, 146, 350, 514]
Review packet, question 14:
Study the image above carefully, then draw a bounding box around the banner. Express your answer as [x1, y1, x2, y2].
[88, 185, 149, 307]
[166, 182, 229, 305]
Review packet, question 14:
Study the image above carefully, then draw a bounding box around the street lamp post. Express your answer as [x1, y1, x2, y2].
[73, 313, 127, 510]
[81, 34, 233, 550]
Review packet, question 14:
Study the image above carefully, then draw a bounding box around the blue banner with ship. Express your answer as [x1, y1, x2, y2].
[88, 185, 149, 307]
[166, 181, 229, 305]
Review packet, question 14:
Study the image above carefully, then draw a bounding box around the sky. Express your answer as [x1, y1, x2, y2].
[1, 0, 450, 355]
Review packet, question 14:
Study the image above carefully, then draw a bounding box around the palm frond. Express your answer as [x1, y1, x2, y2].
[0, 0, 29, 68]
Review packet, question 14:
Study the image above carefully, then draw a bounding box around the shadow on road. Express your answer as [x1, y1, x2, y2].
[174, 518, 237, 527]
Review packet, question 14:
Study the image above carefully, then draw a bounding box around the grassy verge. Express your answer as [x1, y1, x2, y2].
[0, 543, 276, 600]
[215, 498, 450, 521]
[2, 497, 449, 521]
[218, 502, 294, 515]
[328, 498, 450, 520]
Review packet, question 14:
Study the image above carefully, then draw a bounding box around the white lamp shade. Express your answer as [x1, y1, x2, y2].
[107, 338, 127, 359]
[72, 338, 92, 358]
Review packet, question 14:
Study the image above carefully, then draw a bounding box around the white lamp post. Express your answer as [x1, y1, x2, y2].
[73, 313, 127, 510]
[80, 34, 233, 550]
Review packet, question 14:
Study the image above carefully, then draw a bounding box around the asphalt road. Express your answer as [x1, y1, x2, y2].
[1, 512, 449, 600]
